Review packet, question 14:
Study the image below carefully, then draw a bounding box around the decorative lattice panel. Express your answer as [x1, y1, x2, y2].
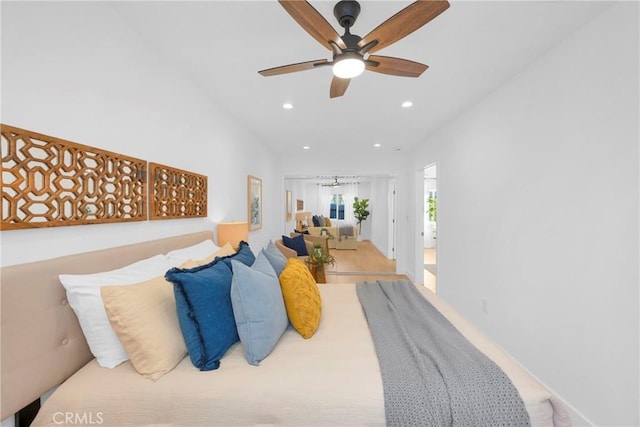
[1, 124, 147, 230]
[149, 162, 207, 220]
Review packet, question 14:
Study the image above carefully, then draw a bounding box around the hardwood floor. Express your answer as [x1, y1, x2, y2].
[322, 240, 409, 284]
[317, 241, 437, 292]
[423, 247, 437, 293]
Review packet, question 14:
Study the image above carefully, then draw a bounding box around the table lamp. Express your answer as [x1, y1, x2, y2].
[217, 221, 248, 249]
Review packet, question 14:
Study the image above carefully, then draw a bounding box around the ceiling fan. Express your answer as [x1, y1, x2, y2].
[321, 177, 342, 187]
[258, 0, 450, 98]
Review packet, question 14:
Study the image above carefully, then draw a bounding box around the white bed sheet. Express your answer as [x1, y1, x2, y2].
[32, 284, 569, 427]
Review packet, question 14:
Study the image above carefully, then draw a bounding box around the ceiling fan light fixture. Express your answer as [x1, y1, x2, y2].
[332, 55, 365, 79]
[321, 177, 342, 187]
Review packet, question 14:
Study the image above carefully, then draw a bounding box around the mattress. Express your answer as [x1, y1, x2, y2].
[32, 284, 570, 427]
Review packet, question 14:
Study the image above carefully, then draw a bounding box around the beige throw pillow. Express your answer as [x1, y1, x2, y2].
[101, 276, 186, 380]
[180, 242, 236, 268]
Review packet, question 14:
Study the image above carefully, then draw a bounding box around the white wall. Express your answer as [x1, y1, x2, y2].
[409, 4, 639, 425]
[367, 178, 391, 258]
[1, 2, 280, 267]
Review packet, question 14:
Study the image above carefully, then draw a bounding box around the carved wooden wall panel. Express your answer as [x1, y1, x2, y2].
[1, 124, 147, 230]
[149, 162, 207, 220]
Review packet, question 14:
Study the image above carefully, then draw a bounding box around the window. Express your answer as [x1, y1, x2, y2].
[329, 194, 345, 220]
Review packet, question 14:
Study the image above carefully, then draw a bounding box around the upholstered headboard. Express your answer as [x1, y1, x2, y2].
[0, 230, 213, 419]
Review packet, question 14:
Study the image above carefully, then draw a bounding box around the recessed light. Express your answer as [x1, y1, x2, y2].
[283, 103, 293, 109]
[374, 143, 381, 148]
[402, 101, 413, 108]
[303, 146, 310, 150]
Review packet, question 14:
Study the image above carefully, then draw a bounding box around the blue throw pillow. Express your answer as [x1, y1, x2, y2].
[165, 260, 239, 371]
[262, 241, 288, 276]
[216, 240, 256, 269]
[312, 215, 320, 227]
[230, 252, 288, 365]
[282, 234, 308, 256]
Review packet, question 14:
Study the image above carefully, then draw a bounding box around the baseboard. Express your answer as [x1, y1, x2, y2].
[367, 239, 393, 260]
[498, 349, 595, 426]
[564, 404, 594, 426]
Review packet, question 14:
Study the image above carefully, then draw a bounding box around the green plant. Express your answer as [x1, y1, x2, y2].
[306, 244, 335, 268]
[306, 244, 334, 283]
[319, 227, 334, 239]
[352, 196, 370, 233]
[427, 196, 437, 223]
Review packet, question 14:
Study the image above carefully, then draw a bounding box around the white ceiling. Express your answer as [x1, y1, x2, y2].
[111, 1, 612, 158]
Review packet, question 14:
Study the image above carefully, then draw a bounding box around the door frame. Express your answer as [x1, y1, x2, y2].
[414, 163, 438, 287]
[388, 179, 397, 259]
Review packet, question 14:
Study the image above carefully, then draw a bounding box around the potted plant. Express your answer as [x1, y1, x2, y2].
[306, 244, 335, 283]
[319, 227, 334, 239]
[352, 196, 370, 234]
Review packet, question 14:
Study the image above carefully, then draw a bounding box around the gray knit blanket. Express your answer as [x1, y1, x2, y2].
[356, 280, 530, 427]
[338, 224, 354, 239]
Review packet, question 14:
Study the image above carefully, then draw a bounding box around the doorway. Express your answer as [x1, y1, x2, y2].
[423, 164, 437, 292]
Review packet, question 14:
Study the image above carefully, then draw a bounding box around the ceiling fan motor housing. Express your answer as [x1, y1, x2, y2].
[334, 0, 361, 29]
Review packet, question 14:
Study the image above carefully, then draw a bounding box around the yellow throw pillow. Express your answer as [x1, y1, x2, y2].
[278, 258, 322, 339]
[181, 242, 236, 268]
[324, 217, 331, 227]
[101, 276, 186, 380]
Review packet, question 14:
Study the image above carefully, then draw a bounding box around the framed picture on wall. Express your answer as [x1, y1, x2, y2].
[248, 175, 262, 231]
[286, 190, 292, 221]
[296, 199, 304, 211]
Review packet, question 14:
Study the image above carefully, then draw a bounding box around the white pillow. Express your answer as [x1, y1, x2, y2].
[59, 254, 172, 368]
[165, 239, 219, 268]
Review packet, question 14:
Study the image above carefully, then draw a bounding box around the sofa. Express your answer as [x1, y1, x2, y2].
[295, 212, 358, 250]
[306, 226, 357, 250]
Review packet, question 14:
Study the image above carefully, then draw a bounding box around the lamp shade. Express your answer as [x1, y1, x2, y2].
[217, 222, 248, 249]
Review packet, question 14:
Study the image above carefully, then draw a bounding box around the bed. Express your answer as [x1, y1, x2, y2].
[0, 231, 571, 426]
[295, 212, 359, 250]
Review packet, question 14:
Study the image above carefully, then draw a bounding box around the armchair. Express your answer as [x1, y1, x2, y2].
[274, 238, 313, 261]
[290, 232, 329, 252]
[274, 233, 330, 261]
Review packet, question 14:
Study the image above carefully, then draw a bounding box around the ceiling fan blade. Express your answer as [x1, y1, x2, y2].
[278, 1, 347, 51]
[259, 59, 330, 77]
[330, 76, 350, 98]
[358, 0, 450, 54]
[365, 55, 428, 77]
